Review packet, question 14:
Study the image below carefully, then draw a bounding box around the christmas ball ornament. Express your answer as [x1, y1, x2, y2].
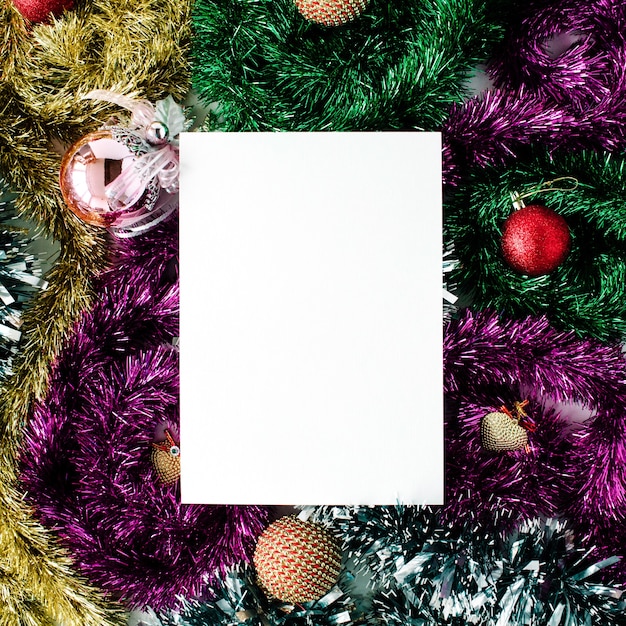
[59, 128, 160, 228]
[500, 204, 571, 277]
[151, 429, 181, 485]
[11, 0, 72, 23]
[145, 121, 169, 146]
[294, 0, 369, 27]
[254, 516, 342, 604]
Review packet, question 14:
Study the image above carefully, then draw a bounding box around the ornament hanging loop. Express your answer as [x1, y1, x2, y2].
[500, 399, 536, 433]
[510, 176, 579, 210]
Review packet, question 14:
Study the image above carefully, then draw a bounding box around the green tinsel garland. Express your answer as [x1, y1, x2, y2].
[191, 0, 509, 132]
[0, 0, 190, 622]
[446, 149, 626, 340]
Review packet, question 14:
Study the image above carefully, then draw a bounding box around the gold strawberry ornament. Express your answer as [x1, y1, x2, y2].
[151, 429, 181, 485]
[480, 400, 536, 453]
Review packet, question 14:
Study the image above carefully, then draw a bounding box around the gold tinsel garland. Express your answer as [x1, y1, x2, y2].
[0, 0, 190, 623]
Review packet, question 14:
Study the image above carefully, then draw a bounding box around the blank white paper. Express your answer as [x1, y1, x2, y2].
[179, 131, 443, 505]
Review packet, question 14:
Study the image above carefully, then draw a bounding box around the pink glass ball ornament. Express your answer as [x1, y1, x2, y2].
[59, 128, 160, 228]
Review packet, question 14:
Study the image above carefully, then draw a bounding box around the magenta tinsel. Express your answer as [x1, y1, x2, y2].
[442, 2, 626, 187]
[488, 0, 626, 112]
[445, 396, 573, 530]
[567, 406, 626, 524]
[441, 87, 626, 188]
[444, 310, 626, 405]
[443, 309, 626, 579]
[19, 216, 269, 610]
[565, 404, 626, 582]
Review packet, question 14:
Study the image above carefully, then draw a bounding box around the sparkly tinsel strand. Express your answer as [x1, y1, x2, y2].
[442, 86, 626, 189]
[307, 509, 626, 624]
[445, 150, 626, 340]
[444, 310, 626, 405]
[488, 0, 626, 113]
[0, 0, 191, 620]
[158, 565, 359, 626]
[371, 519, 626, 625]
[0, 180, 48, 380]
[191, 0, 509, 132]
[20, 216, 269, 610]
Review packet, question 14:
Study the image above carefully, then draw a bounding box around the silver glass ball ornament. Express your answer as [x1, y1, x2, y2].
[145, 120, 169, 145]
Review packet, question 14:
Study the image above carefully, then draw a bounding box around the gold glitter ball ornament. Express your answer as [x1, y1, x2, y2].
[294, 0, 369, 27]
[253, 516, 342, 604]
[151, 429, 181, 485]
[480, 411, 528, 452]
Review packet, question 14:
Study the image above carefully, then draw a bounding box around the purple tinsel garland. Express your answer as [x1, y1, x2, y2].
[444, 311, 626, 404]
[19, 215, 269, 610]
[441, 1, 626, 187]
[488, 0, 626, 112]
[444, 309, 626, 580]
[442, 1, 626, 188]
[565, 402, 626, 569]
[441, 87, 626, 188]
[444, 396, 573, 530]
[442, 2, 626, 574]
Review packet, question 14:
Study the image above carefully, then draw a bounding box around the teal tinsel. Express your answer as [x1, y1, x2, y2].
[0, 179, 48, 379]
[192, 0, 509, 131]
[488, 519, 625, 626]
[304, 506, 445, 590]
[370, 518, 626, 626]
[446, 150, 626, 340]
[159, 565, 360, 626]
[308, 506, 496, 624]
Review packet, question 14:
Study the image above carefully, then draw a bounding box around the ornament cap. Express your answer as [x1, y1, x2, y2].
[510, 190, 526, 210]
[146, 120, 170, 146]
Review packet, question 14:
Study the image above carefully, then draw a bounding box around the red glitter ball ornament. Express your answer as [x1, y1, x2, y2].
[501, 204, 571, 276]
[294, 0, 369, 27]
[253, 516, 342, 604]
[12, 0, 73, 23]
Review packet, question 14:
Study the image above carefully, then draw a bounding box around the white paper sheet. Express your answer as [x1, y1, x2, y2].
[179, 131, 443, 505]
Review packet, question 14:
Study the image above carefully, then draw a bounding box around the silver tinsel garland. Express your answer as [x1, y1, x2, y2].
[0, 178, 48, 378]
